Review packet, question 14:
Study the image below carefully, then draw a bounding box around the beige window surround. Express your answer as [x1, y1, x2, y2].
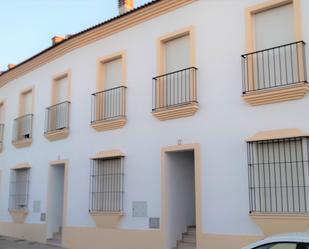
[96, 51, 126, 92]
[91, 51, 127, 132]
[51, 70, 71, 105]
[243, 0, 308, 106]
[45, 70, 71, 142]
[11, 163, 31, 170]
[153, 26, 198, 121]
[18, 86, 35, 116]
[13, 86, 35, 148]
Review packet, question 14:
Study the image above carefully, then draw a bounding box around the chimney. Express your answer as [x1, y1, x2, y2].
[119, 0, 134, 15]
[52, 36, 65, 45]
[8, 64, 16, 70]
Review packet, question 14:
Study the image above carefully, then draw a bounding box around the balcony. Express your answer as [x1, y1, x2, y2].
[12, 114, 33, 148]
[44, 101, 70, 141]
[152, 67, 198, 121]
[91, 86, 127, 132]
[242, 41, 309, 105]
[0, 124, 4, 152]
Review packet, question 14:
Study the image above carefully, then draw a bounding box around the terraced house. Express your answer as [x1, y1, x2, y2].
[0, 0, 308, 248]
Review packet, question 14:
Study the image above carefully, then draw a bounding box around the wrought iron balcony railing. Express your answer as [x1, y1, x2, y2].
[45, 101, 70, 134]
[242, 41, 308, 94]
[12, 114, 33, 142]
[152, 67, 198, 111]
[91, 86, 127, 123]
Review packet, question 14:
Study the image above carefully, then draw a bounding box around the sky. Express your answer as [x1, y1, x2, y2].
[0, 0, 151, 72]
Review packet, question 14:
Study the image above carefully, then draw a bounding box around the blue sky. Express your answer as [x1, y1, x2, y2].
[0, 0, 151, 72]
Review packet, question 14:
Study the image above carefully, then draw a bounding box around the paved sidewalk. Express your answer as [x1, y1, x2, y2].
[0, 236, 63, 249]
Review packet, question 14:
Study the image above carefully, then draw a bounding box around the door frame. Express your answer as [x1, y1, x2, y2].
[161, 143, 202, 249]
[46, 159, 69, 240]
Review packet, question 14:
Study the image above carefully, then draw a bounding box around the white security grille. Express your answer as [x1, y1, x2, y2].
[247, 137, 309, 214]
[89, 157, 124, 212]
[9, 168, 30, 211]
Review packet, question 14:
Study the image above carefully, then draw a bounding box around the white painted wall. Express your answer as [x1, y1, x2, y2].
[0, 0, 308, 240]
[165, 151, 195, 249]
[47, 164, 64, 239]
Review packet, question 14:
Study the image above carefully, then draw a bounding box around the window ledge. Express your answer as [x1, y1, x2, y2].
[242, 82, 309, 106]
[90, 211, 123, 228]
[44, 128, 69, 141]
[12, 138, 32, 148]
[91, 117, 127, 132]
[152, 102, 199, 121]
[9, 210, 28, 223]
[250, 213, 309, 236]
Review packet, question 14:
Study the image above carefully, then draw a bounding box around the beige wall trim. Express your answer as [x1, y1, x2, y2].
[152, 103, 199, 121]
[90, 212, 123, 228]
[18, 86, 35, 116]
[242, 83, 309, 106]
[157, 26, 196, 75]
[44, 128, 69, 141]
[0, 0, 196, 87]
[8, 210, 29, 224]
[0, 222, 47, 243]
[12, 138, 32, 148]
[161, 143, 203, 249]
[46, 159, 69, 244]
[11, 163, 31, 170]
[245, 0, 302, 53]
[62, 226, 263, 249]
[200, 233, 263, 249]
[246, 128, 309, 142]
[96, 50, 127, 92]
[91, 117, 127, 132]
[62, 226, 164, 249]
[51, 69, 72, 105]
[90, 150, 125, 160]
[250, 213, 309, 236]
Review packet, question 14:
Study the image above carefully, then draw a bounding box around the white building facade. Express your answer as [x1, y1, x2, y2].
[0, 0, 309, 248]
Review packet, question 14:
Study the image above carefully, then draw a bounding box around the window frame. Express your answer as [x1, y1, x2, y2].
[96, 51, 127, 92]
[245, 0, 302, 53]
[157, 26, 196, 75]
[51, 70, 71, 106]
[18, 86, 35, 116]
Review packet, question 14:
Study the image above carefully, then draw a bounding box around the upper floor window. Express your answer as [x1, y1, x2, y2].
[246, 129, 309, 214]
[242, 0, 308, 105]
[45, 71, 71, 141]
[91, 52, 127, 132]
[152, 27, 198, 121]
[12, 87, 34, 148]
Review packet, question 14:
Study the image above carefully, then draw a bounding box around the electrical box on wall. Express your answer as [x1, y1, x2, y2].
[132, 201, 147, 217]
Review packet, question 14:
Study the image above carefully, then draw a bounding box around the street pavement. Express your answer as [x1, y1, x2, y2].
[0, 236, 62, 249]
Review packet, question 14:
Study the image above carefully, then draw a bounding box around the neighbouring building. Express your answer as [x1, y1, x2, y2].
[0, 0, 308, 248]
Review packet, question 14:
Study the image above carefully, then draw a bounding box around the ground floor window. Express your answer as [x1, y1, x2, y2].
[89, 156, 124, 213]
[247, 137, 309, 214]
[9, 168, 30, 211]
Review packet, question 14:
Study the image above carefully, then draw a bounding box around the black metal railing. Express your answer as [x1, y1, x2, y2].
[242, 41, 308, 94]
[91, 86, 126, 123]
[89, 157, 124, 213]
[152, 67, 198, 111]
[12, 114, 33, 142]
[45, 101, 70, 133]
[247, 137, 309, 214]
[0, 124, 4, 151]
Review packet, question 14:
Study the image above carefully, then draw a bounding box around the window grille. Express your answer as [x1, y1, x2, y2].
[247, 137, 309, 214]
[89, 157, 124, 213]
[9, 168, 30, 211]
